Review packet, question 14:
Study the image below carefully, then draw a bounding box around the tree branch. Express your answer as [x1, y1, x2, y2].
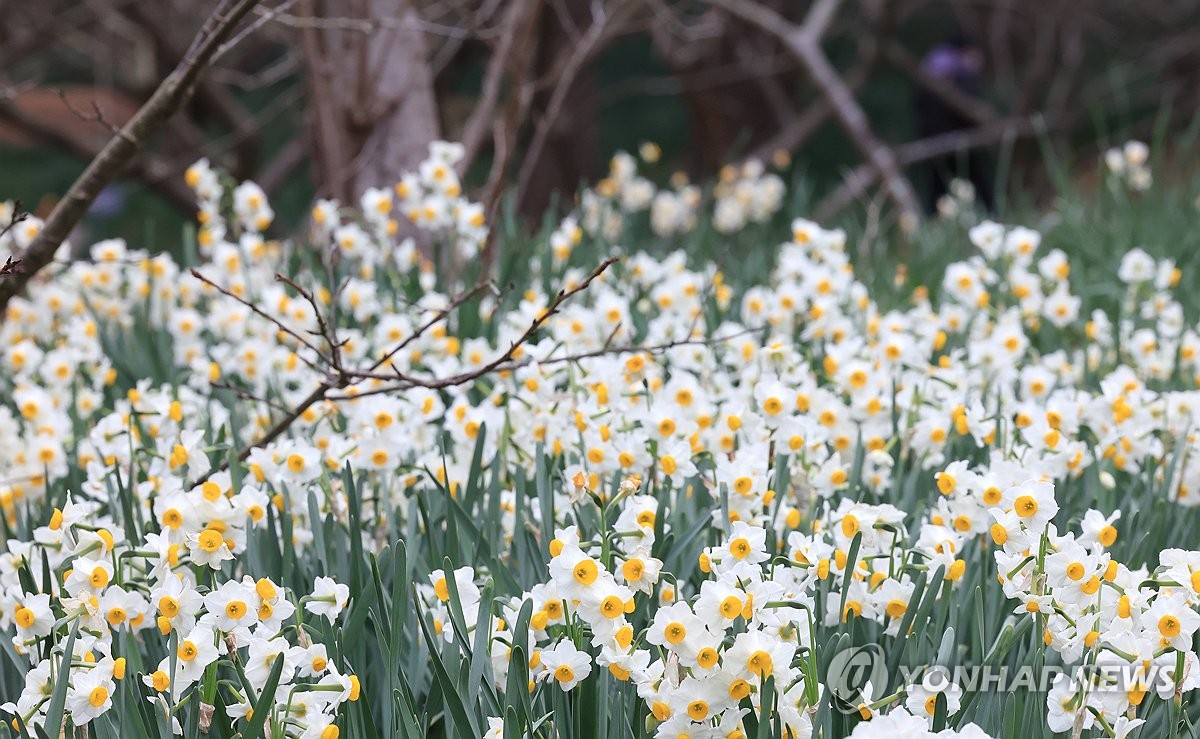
[457, 0, 541, 173]
[881, 41, 998, 125]
[191, 256, 619, 484]
[706, 0, 921, 220]
[0, 91, 197, 215]
[813, 116, 1049, 220]
[515, 2, 633, 209]
[0, 0, 264, 318]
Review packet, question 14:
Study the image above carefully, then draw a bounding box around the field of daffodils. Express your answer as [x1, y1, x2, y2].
[0, 141, 1197, 738]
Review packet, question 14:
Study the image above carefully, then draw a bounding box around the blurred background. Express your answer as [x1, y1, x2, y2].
[2, 0, 1199, 247]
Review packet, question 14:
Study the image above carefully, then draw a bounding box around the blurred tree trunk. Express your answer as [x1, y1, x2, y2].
[517, 1, 601, 217]
[299, 0, 441, 203]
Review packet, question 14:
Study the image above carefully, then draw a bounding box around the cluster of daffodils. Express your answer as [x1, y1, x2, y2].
[196, 140, 483, 282]
[519, 483, 820, 739]
[579, 148, 786, 242]
[454, 460, 1039, 739]
[991, 481, 1200, 734]
[711, 159, 786, 234]
[0, 491, 357, 733]
[392, 141, 487, 259]
[1103, 140, 1152, 192]
[0, 200, 48, 257]
[2, 137, 1200, 735]
[934, 179, 980, 221]
[185, 158, 274, 251]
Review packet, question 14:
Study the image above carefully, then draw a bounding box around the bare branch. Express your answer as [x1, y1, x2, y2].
[333, 325, 766, 401]
[252, 6, 490, 39]
[458, 0, 541, 172]
[0, 91, 197, 214]
[189, 268, 330, 371]
[0, 0, 265, 318]
[881, 41, 998, 125]
[0, 257, 25, 277]
[344, 257, 620, 386]
[365, 279, 494, 375]
[52, 89, 120, 134]
[814, 116, 1049, 220]
[0, 202, 29, 243]
[275, 272, 344, 372]
[192, 257, 619, 484]
[705, 0, 921, 220]
[516, 2, 633, 208]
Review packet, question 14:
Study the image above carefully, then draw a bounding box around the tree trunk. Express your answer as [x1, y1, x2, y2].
[300, 0, 441, 203]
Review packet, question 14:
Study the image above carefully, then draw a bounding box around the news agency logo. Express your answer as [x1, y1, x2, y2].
[825, 642, 1186, 713]
[826, 644, 887, 708]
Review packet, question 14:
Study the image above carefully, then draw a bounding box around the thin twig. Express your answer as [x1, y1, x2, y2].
[341, 257, 620, 386]
[814, 115, 1048, 220]
[275, 272, 344, 371]
[364, 279, 495, 374]
[190, 269, 329, 371]
[213, 382, 293, 414]
[330, 325, 764, 401]
[0, 202, 29, 243]
[705, 0, 921, 220]
[192, 257, 619, 485]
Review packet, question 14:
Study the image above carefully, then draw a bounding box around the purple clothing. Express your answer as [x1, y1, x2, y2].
[923, 46, 971, 80]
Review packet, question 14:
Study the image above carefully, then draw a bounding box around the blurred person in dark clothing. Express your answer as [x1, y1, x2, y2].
[916, 34, 994, 213]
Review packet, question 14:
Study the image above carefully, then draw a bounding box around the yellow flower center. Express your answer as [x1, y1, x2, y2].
[1014, 495, 1038, 518]
[622, 559, 644, 582]
[841, 515, 859, 538]
[1159, 615, 1182, 638]
[747, 650, 772, 676]
[573, 559, 599, 586]
[720, 595, 742, 619]
[201, 481, 223, 502]
[1099, 525, 1118, 547]
[159, 596, 180, 618]
[599, 595, 624, 619]
[179, 641, 199, 662]
[198, 529, 224, 553]
[729, 679, 751, 700]
[665, 622, 686, 645]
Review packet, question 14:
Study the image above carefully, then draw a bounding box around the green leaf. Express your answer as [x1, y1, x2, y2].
[43, 628, 76, 737]
[416, 602, 480, 737]
[241, 653, 286, 739]
[932, 690, 948, 731]
[839, 531, 862, 620]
